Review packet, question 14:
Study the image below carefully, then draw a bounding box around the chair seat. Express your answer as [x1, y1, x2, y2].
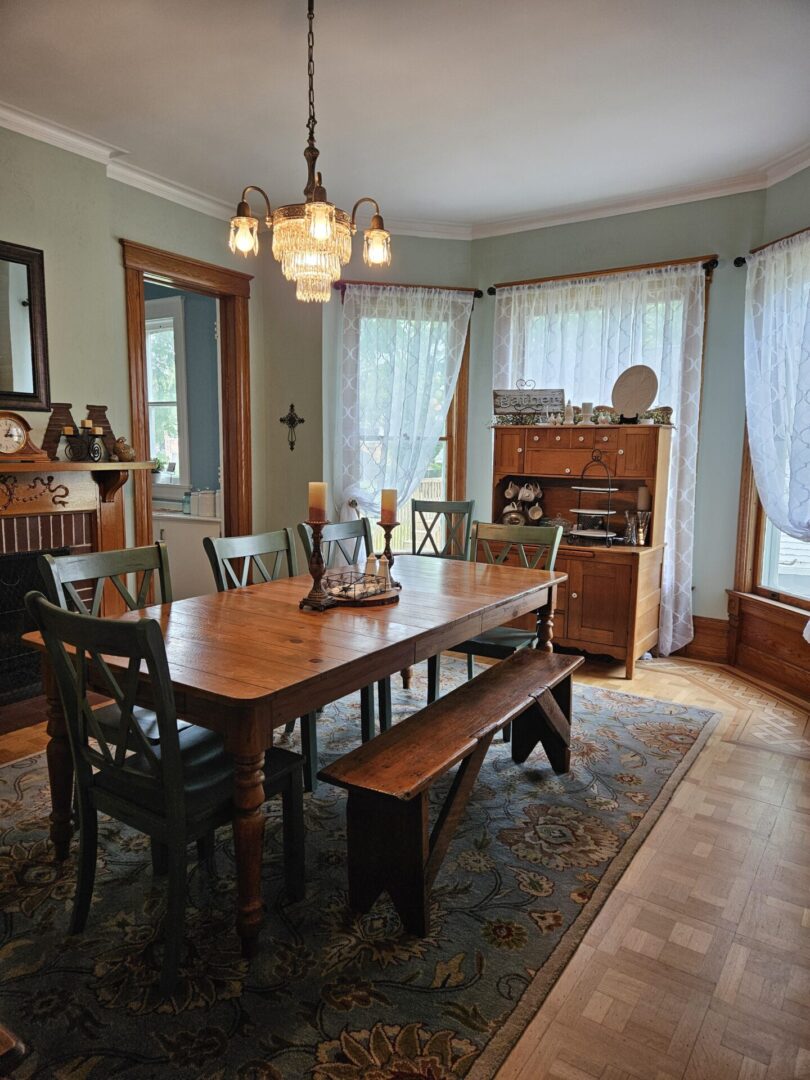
[92, 702, 190, 745]
[460, 626, 536, 656]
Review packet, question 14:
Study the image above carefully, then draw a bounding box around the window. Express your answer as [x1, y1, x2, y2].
[760, 520, 810, 604]
[145, 297, 189, 487]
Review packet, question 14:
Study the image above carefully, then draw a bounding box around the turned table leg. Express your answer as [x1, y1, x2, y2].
[536, 585, 557, 653]
[232, 750, 266, 957]
[43, 656, 74, 861]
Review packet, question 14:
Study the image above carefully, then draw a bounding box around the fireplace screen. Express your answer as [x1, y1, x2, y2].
[0, 547, 68, 705]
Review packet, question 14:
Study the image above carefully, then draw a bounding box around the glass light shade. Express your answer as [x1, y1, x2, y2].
[305, 201, 336, 241]
[271, 206, 352, 295]
[295, 272, 333, 302]
[229, 215, 260, 256]
[363, 227, 392, 267]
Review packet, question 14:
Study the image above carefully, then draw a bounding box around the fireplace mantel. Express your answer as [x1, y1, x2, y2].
[0, 460, 155, 615]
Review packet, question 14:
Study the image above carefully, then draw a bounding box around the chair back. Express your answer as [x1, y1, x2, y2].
[412, 499, 475, 560]
[298, 518, 373, 568]
[38, 543, 172, 615]
[470, 522, 563, 571]
[24, 591, 185, 823]
[204, 529, 298, 591]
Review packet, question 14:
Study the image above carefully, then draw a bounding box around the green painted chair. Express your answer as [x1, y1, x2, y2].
[25, 591, 305, 996]
[453, 521, 563, 737]
[39, 542, 173, 615]
[298, 518, 393, 741]
[204, 529, 319, 791]
[411, 498, 475, 561]
[410, 499, 475, 703]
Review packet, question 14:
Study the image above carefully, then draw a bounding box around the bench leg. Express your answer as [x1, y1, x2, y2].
[512, 678, 572, 773]
[346, 790, 430, 936]
[427, 654, 441, 703]
[360, 686, 376, 742]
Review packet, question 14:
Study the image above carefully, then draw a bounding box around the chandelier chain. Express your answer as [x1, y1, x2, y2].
[307, 0, 316, 146]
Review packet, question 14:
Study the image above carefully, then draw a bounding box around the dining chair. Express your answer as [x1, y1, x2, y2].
[298, 518, 393, 741]
[204, 529, 319, 792]
[25, 591, 306, 995]
[410, 499, 475, 703]
[453, 521, 563, 737]
[411, 498, 475, 561]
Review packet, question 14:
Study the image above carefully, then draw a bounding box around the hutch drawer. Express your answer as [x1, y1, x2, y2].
[524, 448, 618, 476]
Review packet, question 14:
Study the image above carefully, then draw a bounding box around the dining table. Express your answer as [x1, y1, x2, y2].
[26, 554, 566, 957]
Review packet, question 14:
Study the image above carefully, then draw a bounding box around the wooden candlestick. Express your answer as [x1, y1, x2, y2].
[378, 521, 402, 590]
[300, 520, 337, 611]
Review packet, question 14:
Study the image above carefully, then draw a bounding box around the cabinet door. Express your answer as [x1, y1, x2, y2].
[566, 558, 632, 646]
[494, 428, 525, 473]
[617, 428, 657, 477]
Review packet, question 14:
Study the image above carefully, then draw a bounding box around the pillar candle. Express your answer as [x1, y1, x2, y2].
[308, 482, 328, 521]
[62, 425, 75, 435]
[79, 419, 93, 429]
[380, 488, 398, 523]
[92, 426, 103, 435]
[636, 485, 651, 511]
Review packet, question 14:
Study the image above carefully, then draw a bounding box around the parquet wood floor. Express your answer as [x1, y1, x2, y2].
[1, 658, 807, 1078]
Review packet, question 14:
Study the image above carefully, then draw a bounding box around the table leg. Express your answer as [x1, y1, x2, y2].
[232, 751, 266, 957]
[536, 585, 557, 653]
[43, 656, 74, 861]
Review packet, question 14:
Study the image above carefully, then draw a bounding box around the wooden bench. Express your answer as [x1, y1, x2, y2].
[318, 648, 584, 936]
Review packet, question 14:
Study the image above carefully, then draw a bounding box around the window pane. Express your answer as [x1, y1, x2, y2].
[761, 518, 810, 602]
[146, 324, 177, 402]
[149, 404, 181, 473]
[370, 440, 447, 554]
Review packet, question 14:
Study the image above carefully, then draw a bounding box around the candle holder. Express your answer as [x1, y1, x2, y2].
[300, 520, 337, 611]
[378, 521, 402, 589]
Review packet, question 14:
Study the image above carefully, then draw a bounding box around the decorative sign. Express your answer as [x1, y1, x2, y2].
[493, 383, 564, 419]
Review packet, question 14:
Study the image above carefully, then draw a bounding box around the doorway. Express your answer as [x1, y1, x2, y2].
[121, 241, 253, 567]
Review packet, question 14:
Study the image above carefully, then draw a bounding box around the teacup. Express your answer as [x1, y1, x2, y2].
[504, 481, 519, 499]
[518, 483, 536, 501]
[528, 503, 544, 521]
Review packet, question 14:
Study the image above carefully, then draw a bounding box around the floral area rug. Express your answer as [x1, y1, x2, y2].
[0, 659, 717, 1079]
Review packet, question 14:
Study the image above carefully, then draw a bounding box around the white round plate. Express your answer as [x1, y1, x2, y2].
[611, 365, 658, 416]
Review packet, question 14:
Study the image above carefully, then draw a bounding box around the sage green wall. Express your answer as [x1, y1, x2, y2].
[0, 125, 267, 537]
[762, 166, 810, 243]
[468, 191, 770, 621]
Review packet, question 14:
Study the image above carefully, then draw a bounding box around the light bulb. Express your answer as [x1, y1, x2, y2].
[305, 201, 335, 241]
[363, 227, 392, 267]
[229, 215, 259, 256]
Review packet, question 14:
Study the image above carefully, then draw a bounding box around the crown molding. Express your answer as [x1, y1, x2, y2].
[106, 161, 234, 220]
[0, 100, 128, 165]
[1, 100, 809, 240]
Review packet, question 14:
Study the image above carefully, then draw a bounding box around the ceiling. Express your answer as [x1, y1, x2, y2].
[1, 0, 809, 237]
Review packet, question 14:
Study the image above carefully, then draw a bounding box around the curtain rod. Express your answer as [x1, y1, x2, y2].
[486, 254, 719, 293]
[334, 279, 483, 297]
[734, 224, 809, 266]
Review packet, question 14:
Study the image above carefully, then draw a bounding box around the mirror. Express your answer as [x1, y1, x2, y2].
[0, 241, 50, 411]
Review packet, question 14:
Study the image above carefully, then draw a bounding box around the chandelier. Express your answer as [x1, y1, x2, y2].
[228, 0, 391, 302]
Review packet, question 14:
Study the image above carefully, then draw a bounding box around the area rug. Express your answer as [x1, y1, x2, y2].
[0, 660, 717, 1079]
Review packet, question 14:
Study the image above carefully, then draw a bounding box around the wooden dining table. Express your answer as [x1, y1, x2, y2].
[27, 554, 566, 957]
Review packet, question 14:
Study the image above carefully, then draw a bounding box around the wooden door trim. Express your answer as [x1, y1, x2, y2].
[121, 240, 253, 548]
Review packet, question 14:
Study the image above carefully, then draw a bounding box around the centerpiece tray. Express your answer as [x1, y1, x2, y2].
[323, 569, 401, 606]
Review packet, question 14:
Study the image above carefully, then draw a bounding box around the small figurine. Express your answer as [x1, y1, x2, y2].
[564, 399, 575, 424]
[111, 436, 137, 462]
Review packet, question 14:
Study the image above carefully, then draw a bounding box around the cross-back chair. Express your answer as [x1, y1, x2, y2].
[451, 522, 563, 737]
[298, 517, 393, 744]
[411, 499, 475, 561]
[205, 529, 319, 791]
[203, 528, 298, 591]
[39, 542, 172, 616]
[411, 499, 475, 702]
[25, 590, 305, 996]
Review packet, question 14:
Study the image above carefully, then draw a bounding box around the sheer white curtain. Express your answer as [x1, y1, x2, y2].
[744, 230, 810, 641]
[333, 284, 473, 518]
[494, 263, 707, 654]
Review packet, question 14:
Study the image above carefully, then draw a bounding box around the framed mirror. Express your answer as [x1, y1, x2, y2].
[0, 241, 50, 411]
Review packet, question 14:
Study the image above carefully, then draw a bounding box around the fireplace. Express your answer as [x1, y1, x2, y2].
[0, 547, 68, 704]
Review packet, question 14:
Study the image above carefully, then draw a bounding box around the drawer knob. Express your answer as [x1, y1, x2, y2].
[618, 449, 624, 455]
[555, 435, 561, 442]
[517, 447, 523, 454]
[601, 435, 608, 442]
[564, 467, 571, 474]
[578, 435, 584, 442]
[533, 435, 539, 442]
[571, 592, 578, 599]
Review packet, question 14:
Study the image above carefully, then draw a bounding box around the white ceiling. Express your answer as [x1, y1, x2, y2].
[1, 0, 809, 236]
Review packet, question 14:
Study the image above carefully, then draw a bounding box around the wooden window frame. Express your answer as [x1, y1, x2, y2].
[733, 430, 810, 614]
[442, 329, 470, 501]
[121, 240, 253, 549]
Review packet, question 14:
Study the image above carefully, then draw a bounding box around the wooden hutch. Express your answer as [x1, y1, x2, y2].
[491, 424, 672, 677]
